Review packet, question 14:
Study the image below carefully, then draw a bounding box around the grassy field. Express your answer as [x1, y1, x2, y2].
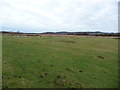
[2, 35, 118, 88]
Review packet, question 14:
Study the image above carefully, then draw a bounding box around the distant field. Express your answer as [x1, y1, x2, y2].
[2, 35, 118, 88]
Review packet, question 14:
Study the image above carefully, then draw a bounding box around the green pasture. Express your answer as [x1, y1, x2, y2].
[2, 35, 118, 88]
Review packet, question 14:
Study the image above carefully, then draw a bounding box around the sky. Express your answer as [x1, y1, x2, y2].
[0, 0, 119, 33]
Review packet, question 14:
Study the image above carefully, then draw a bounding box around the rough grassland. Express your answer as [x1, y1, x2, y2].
[2, 36, 118, 88]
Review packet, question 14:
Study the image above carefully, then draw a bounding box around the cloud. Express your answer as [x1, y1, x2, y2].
[0, 0, 119, 32]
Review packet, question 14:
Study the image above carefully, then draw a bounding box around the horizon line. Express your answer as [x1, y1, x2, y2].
[0, 30, 119, 33]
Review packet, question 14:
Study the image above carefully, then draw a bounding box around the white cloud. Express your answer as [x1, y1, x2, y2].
[0, 0, 118, 32]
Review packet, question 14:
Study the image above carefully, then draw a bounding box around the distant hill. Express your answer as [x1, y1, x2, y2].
[1, 31, 119, 36]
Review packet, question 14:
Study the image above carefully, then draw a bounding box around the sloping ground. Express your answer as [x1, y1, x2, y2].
[39, 34, 119, 39]
[2, 36, 118, 88]
[0, 35, 2, 89]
